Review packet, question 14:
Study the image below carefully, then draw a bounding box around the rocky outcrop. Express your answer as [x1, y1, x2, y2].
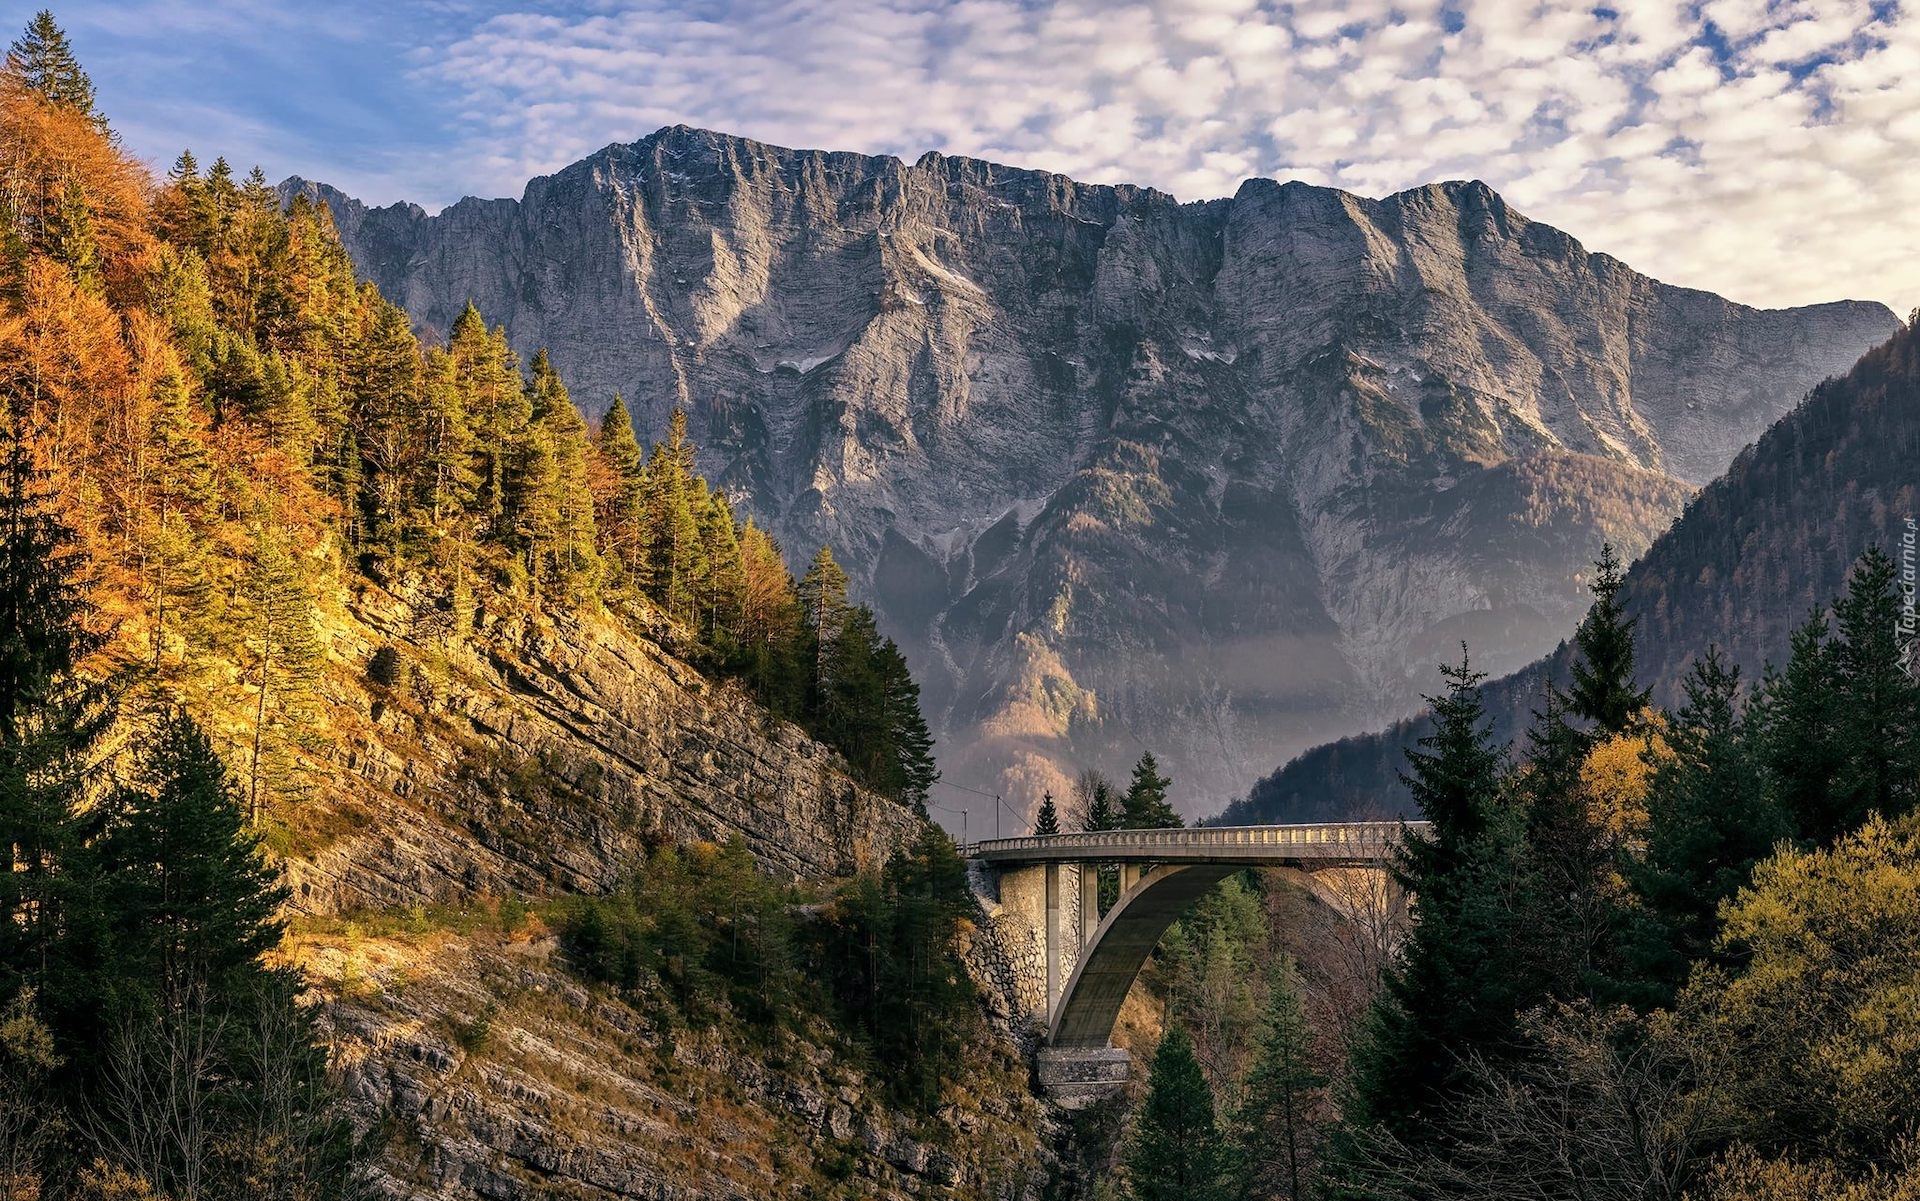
[299, 927, 1055, 1201]
[283, 576, 922, 915]
[285, 131, 1900, 813]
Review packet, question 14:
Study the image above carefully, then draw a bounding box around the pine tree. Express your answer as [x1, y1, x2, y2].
[1339, 649, 1525, 1155]
[1123, 750, 1180, 828]
[797, 545, 850, 689]
[1828, 547, 1920, 829]
[1753, 612, 1845, 845]
[1126, 1024, 1231, 1201]
[1085, 779, 1120, 831]
[238, 524, 323, 820]
[594, 393, 646, 573]
[877, 636, 937, 809]
[1514, 682, 1616, 1000]
[638, 407, 707, 619]
[1236, 956, 1327, 1201]
[5, 12, 107, 134]
[449, 305, 527, 541]
[1033, 792, 1060, 835]
[348, 292, 423, 562]
[521, 350, 598, 594]
[1566, 544, 1651, 736]
[43, 176, 100, 293]
[1626, 648, 1782, 1007]
[0, 429, 116, 1006]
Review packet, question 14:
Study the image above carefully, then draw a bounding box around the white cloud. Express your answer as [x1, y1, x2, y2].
[375, 0, 1920, 312]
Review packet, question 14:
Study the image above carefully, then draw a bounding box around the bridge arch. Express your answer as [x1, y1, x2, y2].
[1048, 863, 1239, 1047]
[970, 822, 1417, 1055]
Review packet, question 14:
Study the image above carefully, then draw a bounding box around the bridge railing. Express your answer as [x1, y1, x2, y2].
[966, 820, 1429, 862]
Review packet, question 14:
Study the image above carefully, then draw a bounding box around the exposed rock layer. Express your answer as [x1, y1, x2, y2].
[286, 131, 1900, 813]
[287, 580, 921, 914]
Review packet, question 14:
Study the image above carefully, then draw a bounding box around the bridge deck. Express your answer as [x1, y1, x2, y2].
[967, 821, 1425, 866]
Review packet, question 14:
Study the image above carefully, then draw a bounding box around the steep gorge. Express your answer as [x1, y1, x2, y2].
[292, 128, 1898, 813]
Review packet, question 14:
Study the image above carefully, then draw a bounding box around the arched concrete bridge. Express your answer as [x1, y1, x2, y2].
[967, 822, 1424, 1102]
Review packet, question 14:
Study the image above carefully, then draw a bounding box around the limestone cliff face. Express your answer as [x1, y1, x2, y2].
[284, 578, 921, 915]
[286, 130, 1899, 812]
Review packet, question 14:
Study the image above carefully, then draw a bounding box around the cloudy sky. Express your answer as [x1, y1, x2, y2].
[63, 0, 1914, 311]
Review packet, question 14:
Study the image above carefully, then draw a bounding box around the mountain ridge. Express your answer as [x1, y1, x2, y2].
[1220, 314, 1920, 826]
[282, 125, 1901, 814]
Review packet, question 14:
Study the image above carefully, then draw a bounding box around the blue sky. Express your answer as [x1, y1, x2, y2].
[53, 0, 1917, 311]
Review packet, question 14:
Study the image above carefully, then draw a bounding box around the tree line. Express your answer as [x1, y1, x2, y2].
[1115, 541, 1920, 1200]
[0, 11, 934, 813]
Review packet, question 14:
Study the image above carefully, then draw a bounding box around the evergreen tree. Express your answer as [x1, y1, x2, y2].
[1033, 792, 1060, 835]
[1084, 778, 1120, 831]
[1626, 648, 1782, 1007]
[4, 12, 107, 134]
[0, 429, 115, 1007]
[593, 393, 646, 573]
[521, 350, 598, 594]
[638, 407, 707, 619]
[1236, 956, 1327, 1201]
[697, 490, 746, 640]
[348, 292, 423, 562]
[1828, 547, 1920, 829]
[1126, 1024, 1231, 1201]
[43, 177, 100, 293]
[1514, 682, 1616, 1001]
[876, 635, 937, 809]
[449, 306, 527, 542]
[238, 524, 323, 820]
[1753, 612, 1845, 844]
[1123, 750, 1180, 828]
[1339, 649, 1524, 1155]
[797, 545, 850, 688]
[1566, 544, 1651, 736]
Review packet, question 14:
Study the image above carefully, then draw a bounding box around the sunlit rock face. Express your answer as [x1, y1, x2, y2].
[285, 127, 1899, 816]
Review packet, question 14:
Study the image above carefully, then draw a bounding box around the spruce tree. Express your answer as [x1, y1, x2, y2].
[797, 545, 850, 690]
[239, 524, 322, 820]
[1236, 956, 1327, 1201]
[0, 429, 115, 1006]
[1126, 1024, 1231, 1201]
[594, 392, 646, 572]
[1754, 612, 1845, 844]
[43, 177, 100, 293]
[1828, 548, 1920, 829]
[524, 350, 598, 593]
[5, 12, 107, 134]
[698, 490, 746, 640]
[1514, 682, 1615, 1000]
[1123, 751, 1180, 828]
[876, 636, 937, 810]
[1627, 648, 1782, 1007]
[1339, 649, 1523, 1155]
[1033, 792, 1060, 836]
[1566, 544, 1651, 736]
[1085, 779, 1120, 831]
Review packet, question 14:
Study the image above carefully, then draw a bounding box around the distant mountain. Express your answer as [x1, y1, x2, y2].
[1220, 316, 1919, 826]
[283, 127, 1899, 816]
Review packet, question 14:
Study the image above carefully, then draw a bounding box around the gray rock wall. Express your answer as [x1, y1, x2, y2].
[286, 131, 1900, 813]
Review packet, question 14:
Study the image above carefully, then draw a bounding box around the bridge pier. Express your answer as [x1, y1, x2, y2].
[1035, 1046, 1131, 1109]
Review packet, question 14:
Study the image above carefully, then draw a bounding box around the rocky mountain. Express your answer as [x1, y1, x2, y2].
[266, 572, 1057, 1198]
[1221, 316, 1918, 826]
[285, 128, 1899, 815]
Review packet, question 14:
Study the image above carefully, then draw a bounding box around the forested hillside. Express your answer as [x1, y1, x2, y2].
[0, 16, 1037, 1200]
[1222, 315, 1919, 826]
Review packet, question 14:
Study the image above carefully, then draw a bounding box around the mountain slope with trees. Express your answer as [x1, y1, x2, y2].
[0, 15, 1062, 1200]
[1223, 313, 1919, 825]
